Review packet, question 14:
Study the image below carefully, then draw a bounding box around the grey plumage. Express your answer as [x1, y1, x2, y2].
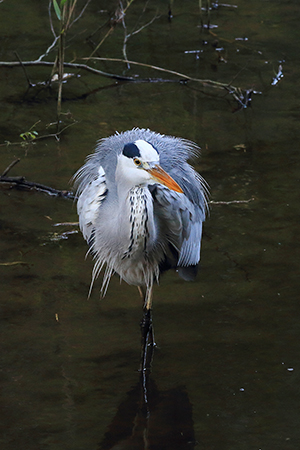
[74, 128, 208, 308]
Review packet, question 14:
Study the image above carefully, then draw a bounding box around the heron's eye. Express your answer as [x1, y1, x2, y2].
[133, 158, 142, 167]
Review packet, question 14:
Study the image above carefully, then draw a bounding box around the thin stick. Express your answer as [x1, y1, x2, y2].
[1, 159, 21, 177]
[199, 0, 203, 27]
[69, 0, 92, 27]
[84, 57, 236, 89]
[0, 59, 242, 93]
[0, 60, 181, 82]
[0, 121, 77, 147]
[209, 197, 255, 205]
[0, 174, 74, 198]
[14, 52, 33, 87]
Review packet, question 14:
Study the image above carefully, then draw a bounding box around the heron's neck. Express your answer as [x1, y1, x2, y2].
[120, 185, 155, 259]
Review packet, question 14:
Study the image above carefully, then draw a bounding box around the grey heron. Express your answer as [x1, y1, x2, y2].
[74, 128, 208, 361]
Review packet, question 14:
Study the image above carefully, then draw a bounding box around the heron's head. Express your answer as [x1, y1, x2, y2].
[117, 139, 183, 193]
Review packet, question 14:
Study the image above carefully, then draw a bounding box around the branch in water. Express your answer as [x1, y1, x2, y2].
[209, 198, 255, 205]
[0, 174, 74, 198]
[0, 58, 240, 92]
[0, 159, 74, 199]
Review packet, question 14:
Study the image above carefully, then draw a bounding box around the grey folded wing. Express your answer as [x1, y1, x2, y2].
[151, 185, 205, 280]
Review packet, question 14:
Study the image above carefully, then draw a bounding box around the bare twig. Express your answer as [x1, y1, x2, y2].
[85, 27, 116, 64]
[199, 0, 203, 27]
[0, 60, 172, 82]
[84, 2, 127, 64]
[120, 1, 130, 66]
[35, 1, 59, 63]
[70, 0, 92, 27]
[36, 36, 60, 63]
[57, 3, 66, 125]
[209, 197, 255, 205]
[129, 13, 159, 38]
[0, 121, 77, 147]
[120, 1, 159, 69]
[53, 222, 79, 226]
[85, 0, 143, 65]
[84, 56, 238, 91]
[0, 58, 249, 98]
[0, 174, 74, 199]
[14, 52, 33, 87]
[42, 0, 92, 63]
[1, 159, 21, 177]
[0, 261, 29, 266]
[48, 0, 56, 38]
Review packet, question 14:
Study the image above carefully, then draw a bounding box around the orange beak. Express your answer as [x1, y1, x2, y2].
[147, 165, 183, 193]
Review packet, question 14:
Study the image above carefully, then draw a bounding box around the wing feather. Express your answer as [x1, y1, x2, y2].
[75, 165, 107, 244]
[152, 182, 205, 278]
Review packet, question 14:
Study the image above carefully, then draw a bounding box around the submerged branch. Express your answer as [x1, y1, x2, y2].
[1, 159, 21, 177]
[0, 52, 261, 109]
[209, 197, 255, 205]
[0, 158, 74, 198]
[0, 174, 74, 198]
[83, 56, 237, 90]
[0, 58, 241, 92]
[0, 60, 141, 82]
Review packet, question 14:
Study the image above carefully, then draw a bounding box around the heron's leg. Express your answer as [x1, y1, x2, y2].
[137, 286, 144, 302]
[140, 308, 155, 373]
[143, 286, 153, 311]
[139, 286, 156, 373]
[141, 286, 155, 346]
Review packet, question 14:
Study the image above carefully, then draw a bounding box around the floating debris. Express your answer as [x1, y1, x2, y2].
[184, 50, 204, 54]
[200, 2, 237, 9]
[271, 64, 283, 86]
[40, 230, 79, 245]
[184, 49, 204, 60]
[51, 72, 79, 83]
[0, 261, 28, 266]
[233, 144, 247, 151]
[199, 24, 219, 29]
[231, 88, 254, 109]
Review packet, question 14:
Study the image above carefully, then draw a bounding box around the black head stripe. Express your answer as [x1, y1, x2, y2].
[123, 143, 141, 159]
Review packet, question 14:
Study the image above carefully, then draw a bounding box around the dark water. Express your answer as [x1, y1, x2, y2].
[0, 1, 300, 449]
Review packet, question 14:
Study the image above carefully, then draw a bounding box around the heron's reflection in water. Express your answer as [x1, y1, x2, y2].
[98, 345, 196, 450]
[99, 380, 196, 450]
